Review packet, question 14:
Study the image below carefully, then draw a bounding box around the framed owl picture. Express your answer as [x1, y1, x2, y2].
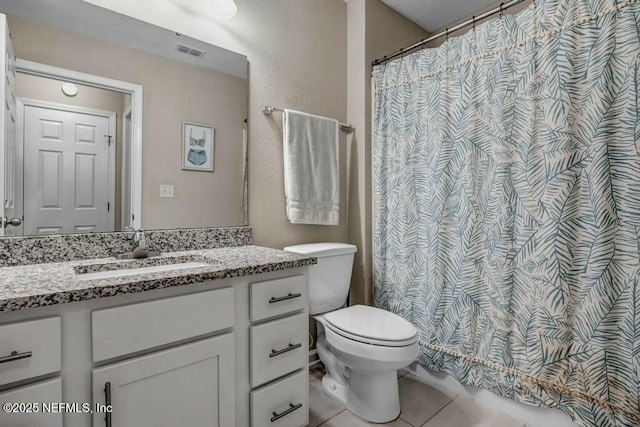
[182, 122, 215, 172]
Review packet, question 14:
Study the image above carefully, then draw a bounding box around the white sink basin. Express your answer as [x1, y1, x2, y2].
[76, 262, 211, 281]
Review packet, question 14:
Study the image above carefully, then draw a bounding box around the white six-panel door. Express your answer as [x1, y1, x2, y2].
[22, 102, 114, 235]
[0, 14, 19, 236]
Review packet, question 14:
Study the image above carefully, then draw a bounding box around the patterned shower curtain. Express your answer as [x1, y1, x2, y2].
[372, 1, 640, 426]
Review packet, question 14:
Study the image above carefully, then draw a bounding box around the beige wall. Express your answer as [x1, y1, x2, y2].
[236, 0, 351, 248]
[220, 0, 351, 248]
[347, 0, 429, 306]
[8, 15, 247, 230]
[16, 74, 126, 229]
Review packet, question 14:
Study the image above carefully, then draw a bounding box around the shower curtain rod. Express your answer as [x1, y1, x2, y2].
[263, 106, 355, 133]
[372, 0, 527, 67]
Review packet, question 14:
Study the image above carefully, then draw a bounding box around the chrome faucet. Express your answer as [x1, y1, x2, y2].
[132, 229, 149, 251]
[117, 227, 160, 259]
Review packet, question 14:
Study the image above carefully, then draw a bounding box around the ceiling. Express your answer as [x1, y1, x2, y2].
[0, 0, 247, 78]
[381, 0, 498, 32]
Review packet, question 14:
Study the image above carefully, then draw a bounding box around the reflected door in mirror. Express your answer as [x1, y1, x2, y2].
[0, 14, 19, 236]
[23, 104, 114, 235]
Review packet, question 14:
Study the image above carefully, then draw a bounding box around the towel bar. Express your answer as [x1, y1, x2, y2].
[263, 106, 354, 134]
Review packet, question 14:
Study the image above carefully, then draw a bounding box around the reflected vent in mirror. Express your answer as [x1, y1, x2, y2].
[175, 44, 205, 58]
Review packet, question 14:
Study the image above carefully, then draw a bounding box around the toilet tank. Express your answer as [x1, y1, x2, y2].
[284, 243, 357, 315]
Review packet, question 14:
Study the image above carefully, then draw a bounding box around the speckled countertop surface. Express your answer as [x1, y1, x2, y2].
[0, 245, 316, 312]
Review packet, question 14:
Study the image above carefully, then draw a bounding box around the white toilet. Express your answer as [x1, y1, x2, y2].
[284, 243, 419, 423]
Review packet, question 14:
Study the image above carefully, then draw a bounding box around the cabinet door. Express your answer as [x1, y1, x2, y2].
[92, 334, 235, 427]
[0, 378, 63, 427]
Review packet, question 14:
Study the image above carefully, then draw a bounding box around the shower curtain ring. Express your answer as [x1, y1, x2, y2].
[500, 3, 504, 19]
[445, 28, 449, 40]
[472, 16, 476, 31]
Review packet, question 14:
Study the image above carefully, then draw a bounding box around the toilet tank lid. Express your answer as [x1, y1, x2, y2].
[283, 242, 357, 257]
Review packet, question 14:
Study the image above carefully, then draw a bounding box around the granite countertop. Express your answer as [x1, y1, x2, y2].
[0, 245, 316, 312]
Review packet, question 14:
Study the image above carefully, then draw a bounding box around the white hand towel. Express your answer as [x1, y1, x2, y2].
[283, 109, 339, 225]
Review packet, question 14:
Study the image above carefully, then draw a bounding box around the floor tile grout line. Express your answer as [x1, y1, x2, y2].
[398, 415, 418, 427]
[316, 408, 346, 426]
[417, 395, 459, 427]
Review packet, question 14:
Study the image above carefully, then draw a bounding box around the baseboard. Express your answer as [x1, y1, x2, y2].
[408, 363, 579, 427]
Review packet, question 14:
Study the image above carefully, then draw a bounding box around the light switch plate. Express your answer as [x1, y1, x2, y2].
[160, 185, 174, 198]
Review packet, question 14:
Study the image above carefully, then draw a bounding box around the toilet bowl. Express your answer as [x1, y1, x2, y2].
[315, 305, 418, 422]
[283, 243, 419, 423]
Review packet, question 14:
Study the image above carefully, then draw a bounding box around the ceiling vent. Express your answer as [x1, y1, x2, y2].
[174, 43, 205, 58]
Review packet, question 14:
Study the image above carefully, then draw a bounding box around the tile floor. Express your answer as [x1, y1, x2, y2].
[308, 364, 528, 427]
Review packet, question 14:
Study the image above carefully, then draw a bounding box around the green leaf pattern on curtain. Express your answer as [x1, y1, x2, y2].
[372, 1, 640, 426]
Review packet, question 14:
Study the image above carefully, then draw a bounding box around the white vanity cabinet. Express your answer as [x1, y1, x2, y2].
[0, 266, 310, 427]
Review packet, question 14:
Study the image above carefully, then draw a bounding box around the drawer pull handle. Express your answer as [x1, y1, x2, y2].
[0, 350, 32, 364]
[270, 402, 303, 423]
[104, 382, 112, 427]
[270, 342, 302, 358]
[269, 293, 302, 304]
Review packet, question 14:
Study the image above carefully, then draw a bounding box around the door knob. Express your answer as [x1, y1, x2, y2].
[2, 217, 22, 228]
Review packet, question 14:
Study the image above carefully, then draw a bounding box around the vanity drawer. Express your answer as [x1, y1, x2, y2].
[0, 317, 61, 386]
[251, 370, 308, 427]
[92, 287, 234, 362]
[250, 313, 307, 387]
[250, 275, 306, 322]
[0, 378, 63, 427]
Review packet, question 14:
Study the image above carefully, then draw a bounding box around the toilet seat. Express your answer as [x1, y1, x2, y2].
[325, 322, 418, 347]
[323, 305, 418, 347]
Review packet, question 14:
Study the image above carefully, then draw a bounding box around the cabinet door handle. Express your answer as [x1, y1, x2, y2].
[270, 402, 303, 423]
[269, 342, 302, 358]
[268, 293, 302, 304]
[104, 382, 112, 427]
[0, 350, 32, 364]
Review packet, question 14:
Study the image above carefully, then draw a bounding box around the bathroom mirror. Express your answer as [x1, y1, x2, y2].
[0, 0, 248, 237]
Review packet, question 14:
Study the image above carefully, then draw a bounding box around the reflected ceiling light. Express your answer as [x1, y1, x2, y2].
[61, 83, 78, 97]
[214, 0, 237, 17]
[170, 0, 237, 18]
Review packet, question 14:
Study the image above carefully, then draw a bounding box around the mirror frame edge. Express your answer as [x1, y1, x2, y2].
[14, 58, 143, 229]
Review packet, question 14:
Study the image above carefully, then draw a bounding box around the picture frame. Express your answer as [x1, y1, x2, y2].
[182, 122, 215, 172]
